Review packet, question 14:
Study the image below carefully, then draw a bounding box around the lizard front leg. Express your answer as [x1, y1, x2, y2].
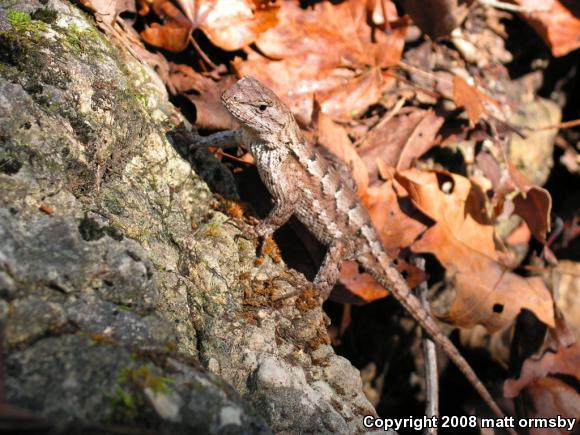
[252, 199, 315, 297]
[189, 130, 242, 149]
[252, 199, 294, 240]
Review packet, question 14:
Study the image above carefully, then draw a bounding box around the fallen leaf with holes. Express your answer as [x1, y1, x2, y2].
[337, 178, 428, 303]
[514, 0, 580, 57]
[396, 169, 555, 331]
[359, 109, 444, 181]
[236, 0, 407, 122]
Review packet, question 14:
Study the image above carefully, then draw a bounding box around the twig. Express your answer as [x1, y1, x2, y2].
[477, 0, 550, 14]
[397, 61, 453, 88]
[384, 70, 442, 99]
[189, 35, 219, 71]
[373, 97, 406, 131]
[413, 257, 438, 435]
[525, 118, 580, 131]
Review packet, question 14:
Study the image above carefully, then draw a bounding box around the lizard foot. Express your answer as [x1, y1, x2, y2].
[231, 219, 260, 243]
[271, 269, 316, 302]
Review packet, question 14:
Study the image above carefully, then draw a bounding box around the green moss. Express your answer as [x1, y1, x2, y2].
[106, 385, 138, 422]
[6, 10, 48, 36]
[0, 31, 35, 67]
[7, 10, 32, 29]
[3, 9, 107, 74]
[106, 363, 174, 424]
[115, 304, 136, 314]
[0, 20, 70, 89]
[120, 364, 174, 395]
[63, 23, 105, 59]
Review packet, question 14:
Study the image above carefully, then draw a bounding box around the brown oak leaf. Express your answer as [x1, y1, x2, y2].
[396, 169, 555, 331]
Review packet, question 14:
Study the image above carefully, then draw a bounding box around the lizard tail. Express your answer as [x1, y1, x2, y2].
[359, 251, 510, 423]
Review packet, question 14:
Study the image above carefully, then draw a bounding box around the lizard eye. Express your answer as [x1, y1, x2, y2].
[258, 104, 267, 112]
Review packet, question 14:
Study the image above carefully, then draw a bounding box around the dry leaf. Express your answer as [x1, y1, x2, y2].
[237, 0, 407, 122]
[168, 66, 238, 130]
[80, 0, 135, 25]
[362, 180, 428, 251]
[197, 0, 279, 51]
[554, 261, 580, 341]
[506, 221, 532, 246]
[515, 344, 580, 393]
[318, 68, 384, 120]
[503, 162, 552, 244]
[452, 75, 484, 126]
[359, 109, 444, 180]
[140, 1, 192, 52]
[339, 261, 389, 303]
[504, 340, 580, 424]
[477, 149, 553, 244]
[513, 186, 552, 244]
[522, 378, 580, 434]
[397, 169, 555, 331]
[514, 0, 580, 57]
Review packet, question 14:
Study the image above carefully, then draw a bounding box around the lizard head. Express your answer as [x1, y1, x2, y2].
[221, 76, 295, 140]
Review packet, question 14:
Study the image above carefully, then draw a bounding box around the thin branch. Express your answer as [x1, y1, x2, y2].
[373, 96, 406, 132]
[477, 0, 550, 14]
[189, 35, 219, 71]
[526, 118, 580, 131]
[413, 256, 438, 435]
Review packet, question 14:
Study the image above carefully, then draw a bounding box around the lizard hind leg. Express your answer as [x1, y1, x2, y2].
[272, 240, 350, 303]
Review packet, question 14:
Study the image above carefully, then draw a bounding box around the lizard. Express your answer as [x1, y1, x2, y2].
[191, 76, 510, 422]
